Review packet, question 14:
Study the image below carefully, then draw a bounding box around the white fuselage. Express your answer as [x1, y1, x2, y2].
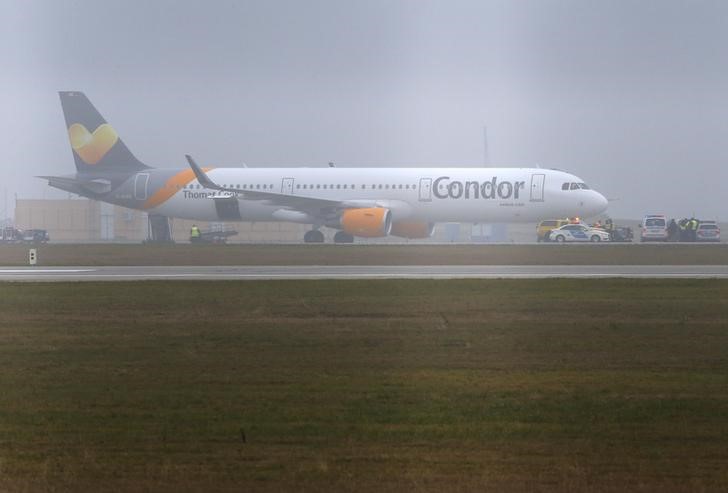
[146, 167, 608, 224]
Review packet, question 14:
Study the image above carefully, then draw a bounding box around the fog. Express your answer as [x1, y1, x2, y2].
[2, 0, 727, 221]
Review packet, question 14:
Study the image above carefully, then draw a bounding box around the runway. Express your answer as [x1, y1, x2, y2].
[2, 265, 728, 281]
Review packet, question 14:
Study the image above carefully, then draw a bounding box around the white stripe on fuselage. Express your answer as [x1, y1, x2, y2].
[149, 167, 607, 223]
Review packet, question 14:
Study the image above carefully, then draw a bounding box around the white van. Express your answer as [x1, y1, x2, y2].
[640, 215, 668, 242]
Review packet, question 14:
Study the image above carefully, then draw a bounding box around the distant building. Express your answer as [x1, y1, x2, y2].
[14, 198, 313, 243]
[14, 198, 538, 243]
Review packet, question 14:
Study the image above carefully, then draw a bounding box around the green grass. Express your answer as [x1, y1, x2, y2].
[1, 243, 728, 266]
[1, 280, 728, 491]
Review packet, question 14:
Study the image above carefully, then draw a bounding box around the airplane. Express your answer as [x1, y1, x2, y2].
[41, 91, 608, 243]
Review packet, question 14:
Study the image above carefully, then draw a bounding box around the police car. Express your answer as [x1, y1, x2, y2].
[548, 224, 611, 243]
[640, 214, 669, 242]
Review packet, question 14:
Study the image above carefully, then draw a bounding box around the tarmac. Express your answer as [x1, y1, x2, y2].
[2, 265, 728, 281]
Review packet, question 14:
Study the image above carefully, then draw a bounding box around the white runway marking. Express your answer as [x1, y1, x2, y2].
[2, 265, 728, 281]
[0, 269, 94, 273]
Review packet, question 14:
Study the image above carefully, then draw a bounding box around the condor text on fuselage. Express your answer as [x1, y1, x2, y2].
[432, 176, 525, 201]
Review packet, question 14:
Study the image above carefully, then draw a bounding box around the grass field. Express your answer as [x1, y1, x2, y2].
[1, 243, 728, 266]
[2, 280, 728, 491]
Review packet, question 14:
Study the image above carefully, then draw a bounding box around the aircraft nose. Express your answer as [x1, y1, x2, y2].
[592, 191, 608, 214]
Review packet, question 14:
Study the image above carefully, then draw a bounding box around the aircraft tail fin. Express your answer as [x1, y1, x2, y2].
[59, 91, 149, 174]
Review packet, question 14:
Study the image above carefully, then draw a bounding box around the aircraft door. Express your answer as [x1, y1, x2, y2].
[134, 173, 150, 201]
[418, 178, 432, 202]
[281, 177, 294, 194]
[530, 173, 545, 202]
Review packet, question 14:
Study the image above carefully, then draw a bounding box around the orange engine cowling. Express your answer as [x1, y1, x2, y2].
[390, 221, 435, 239]
[341, 208, 392, 237]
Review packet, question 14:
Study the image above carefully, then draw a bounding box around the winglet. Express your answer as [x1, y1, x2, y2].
[185, 154, 220, 190]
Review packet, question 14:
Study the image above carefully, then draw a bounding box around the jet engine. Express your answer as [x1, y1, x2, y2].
[340, 208, 392, 237]
[390, 221, 435, 239]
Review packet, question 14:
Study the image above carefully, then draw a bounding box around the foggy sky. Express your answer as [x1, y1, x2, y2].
[2, 0, 727, 220]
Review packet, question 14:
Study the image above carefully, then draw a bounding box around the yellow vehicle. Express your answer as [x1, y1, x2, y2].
[536, 219, 571, 242]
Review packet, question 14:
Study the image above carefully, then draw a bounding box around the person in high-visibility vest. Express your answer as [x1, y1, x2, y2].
[190, 224, 201, 243]
[689, 218, 699, 242]
[678, 218, 688, 241]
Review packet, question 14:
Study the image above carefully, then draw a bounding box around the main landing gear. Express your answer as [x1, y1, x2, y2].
[303, 229, 325, 243]
[333, 231, 354, 244]
[303, 229, 355, 243]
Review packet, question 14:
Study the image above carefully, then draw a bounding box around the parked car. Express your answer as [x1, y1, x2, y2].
[0, 227, 23, 244]
[696, 221, 720, 242]
[22, 229, 50, 244]
[549, 224, 611, 243]
[640, 215, 669, 242]
[536, 219, 571, 242]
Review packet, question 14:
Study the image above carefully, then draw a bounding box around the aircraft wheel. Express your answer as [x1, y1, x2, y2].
[304, 230, 325, 243]
[333, 231, 354, 244]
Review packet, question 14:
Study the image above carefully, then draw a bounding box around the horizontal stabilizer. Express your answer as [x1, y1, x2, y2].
[38, 175, 112, 195]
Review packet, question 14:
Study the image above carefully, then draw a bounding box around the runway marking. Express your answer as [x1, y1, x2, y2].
[0, 269, 94, 273]
[82, 273, 725, 278]
[2, 266, 728, 281]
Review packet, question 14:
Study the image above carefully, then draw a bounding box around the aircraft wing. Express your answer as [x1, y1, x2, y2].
[185, 155, 376, 216]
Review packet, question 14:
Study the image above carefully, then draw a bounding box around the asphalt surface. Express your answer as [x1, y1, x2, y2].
[2, 265, 728, 281]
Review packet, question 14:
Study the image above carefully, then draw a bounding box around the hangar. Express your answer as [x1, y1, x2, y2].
[14, 198, 521, 243]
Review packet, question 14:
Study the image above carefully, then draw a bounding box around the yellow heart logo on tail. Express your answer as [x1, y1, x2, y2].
[68, 123, 119, 165]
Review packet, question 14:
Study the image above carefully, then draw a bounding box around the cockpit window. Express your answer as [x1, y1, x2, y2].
[566, 182, 591, 190]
